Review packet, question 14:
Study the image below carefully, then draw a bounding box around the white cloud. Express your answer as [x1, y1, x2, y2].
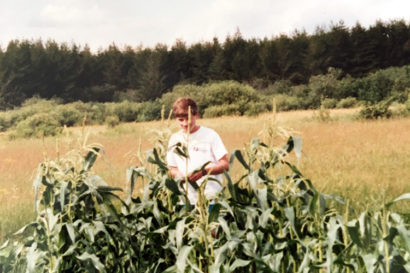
[0, 0, 408, 51]
[34, 0, 104, 27]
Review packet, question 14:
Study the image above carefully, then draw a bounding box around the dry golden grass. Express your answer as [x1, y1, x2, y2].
[1, 108, 409, 240]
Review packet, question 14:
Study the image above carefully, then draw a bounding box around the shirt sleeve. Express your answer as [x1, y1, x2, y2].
[166, 134, 178, 167]
[211, 131, 228, 161]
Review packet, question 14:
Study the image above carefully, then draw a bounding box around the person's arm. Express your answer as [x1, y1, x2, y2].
[169, 166, 184, 179]
[188, 154, 229, 182]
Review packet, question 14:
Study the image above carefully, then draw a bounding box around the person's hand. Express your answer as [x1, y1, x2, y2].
[188, 169, 205, 182]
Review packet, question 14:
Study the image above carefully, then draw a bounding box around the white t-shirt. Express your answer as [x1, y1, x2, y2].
[166, 126, 228, 204]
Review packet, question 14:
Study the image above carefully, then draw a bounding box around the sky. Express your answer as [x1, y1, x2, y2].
[0, 0, 409, 52]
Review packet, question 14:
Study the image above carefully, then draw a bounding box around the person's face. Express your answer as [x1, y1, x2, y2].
[176, 113, 198, 133]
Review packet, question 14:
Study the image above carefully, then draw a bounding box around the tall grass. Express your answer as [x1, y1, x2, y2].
[0, 108, 409, 242]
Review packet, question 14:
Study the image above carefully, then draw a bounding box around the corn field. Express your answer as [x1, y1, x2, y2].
[0, 125, 409, 273]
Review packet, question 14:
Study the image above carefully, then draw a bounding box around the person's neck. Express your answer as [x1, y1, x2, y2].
[186, 125, 200, 134]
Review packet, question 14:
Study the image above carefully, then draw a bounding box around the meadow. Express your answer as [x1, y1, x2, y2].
[1, 107, 409, 242]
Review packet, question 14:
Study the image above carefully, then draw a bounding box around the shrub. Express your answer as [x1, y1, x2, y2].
[260, 80, 292, 95]
[200, 81, 259, 115]
[66, 101, 96, 125]
[136, 100, 162, 122]
[105, 115, 120, 128]
[14, 113, 62, 138]
[203, 104, 241, 118]
[89, 103, 108, 124]
[308, 67, 342, 103]
[55, 106, 83, 127]
[273, 94, 300, 111]
[321, 98, 337, 109]
[0, 113, 11, 132]
[337, 97, 358, 108]
[404, 95, 410, 114]
[244, 101, 270, 116]
[160, 81, 262, 117]
[112, 101, 140, 122]
[290, 85, 317, 109]
[159, 84, 203, 115]
[358, 71, 394, 102]
[358, 99, 393, 119]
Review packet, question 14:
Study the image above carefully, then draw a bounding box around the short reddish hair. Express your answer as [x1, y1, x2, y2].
[172, 97, 198, 117]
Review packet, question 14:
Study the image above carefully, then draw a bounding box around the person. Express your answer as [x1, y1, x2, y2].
[166, 97, 229, 205]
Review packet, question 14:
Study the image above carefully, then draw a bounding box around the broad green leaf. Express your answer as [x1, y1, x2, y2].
[46, 208, 59, 231]
[297, 247, 310, 273]
[284, 207, 296, 232]
[224, 171, 238, 203]
[361, 253, 377, 273]
[33, 169, 42, 212]
[292, 136, 302, 161]
[176, 245, 193, 272]
[188, 179, 199, 190]
[60, 181, 68, 210]
[385, 192, 410, 208]
[13, 222, 37, 236]
[147, 148, 168, 171]
[250, 137, 260, 151]
[393, 192, 410, 202]
[64, 223, 75, 244]
[232, 149, 250, 170]
[396, 224, 410, 253]
[210, 242, 229, 270]
[77, 252, 106, 273]
[176, 219, 185, 251]
[283, 136, 294, 153]
[62, 244, 77, 257]
[26, 243, 44, 273]
[84, 147, 100, 171]
[230, 259, 251, 271]
[347, 220, 363, 248]
[165, 178, 181, 194]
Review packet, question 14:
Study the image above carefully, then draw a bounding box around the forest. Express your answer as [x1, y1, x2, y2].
[0, 20, 409, 110]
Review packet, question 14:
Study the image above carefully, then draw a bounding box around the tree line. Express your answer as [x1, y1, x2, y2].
[0, 19, 409, 110]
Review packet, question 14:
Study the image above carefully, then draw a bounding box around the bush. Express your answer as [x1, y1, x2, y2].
[105, 115, 120, 128]
[260, 80, 292, 95]
[308, 67, 342, 100]
[358, 99, 393, 119]
[321, 98, 337, 109]
[203, 104, 240, 118]
[358, 71, 394, 102]
[0, 113, 11, 132]
[244, 101, 270, 116]
[136, 100, 162, 122]
[337, 97, 358, 108]
[159, 84, 203, 115]
[65, 101, 95, 125]
[273, 94, 300, 111]
[89, 103, 108, 124]
[160, 81, 262, 117]
[404, 95, 410, 113]
[290, 85, 317, 109]
[14, 113, 62, 138]
[112, 101, 140, 122]
[54, 106, 83, 127]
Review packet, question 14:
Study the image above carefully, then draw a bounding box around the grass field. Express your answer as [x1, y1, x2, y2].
[1, 108, 409, 242]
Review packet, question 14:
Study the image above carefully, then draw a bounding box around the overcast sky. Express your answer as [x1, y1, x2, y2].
[0, 0, 409, 52]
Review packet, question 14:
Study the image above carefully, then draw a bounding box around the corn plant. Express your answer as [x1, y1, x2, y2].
[0, 125, 409, 272]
